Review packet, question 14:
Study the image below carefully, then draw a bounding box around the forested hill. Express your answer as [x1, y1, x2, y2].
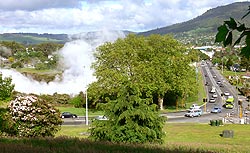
[138, 2, 250, 37]
[0, 33, 69, 45]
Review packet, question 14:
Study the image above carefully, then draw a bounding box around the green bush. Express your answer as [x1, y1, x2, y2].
[0, 74, 15, 101]
[2, 94, 62, 137]
[69, 92, 84, 108]
[89, 82, 165, 143]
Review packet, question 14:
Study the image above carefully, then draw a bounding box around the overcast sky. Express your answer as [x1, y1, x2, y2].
[0, 0, 247, 34]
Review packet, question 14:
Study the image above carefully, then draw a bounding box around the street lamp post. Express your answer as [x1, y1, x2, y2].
[84, 66, 88, 126]
[85, 88, 88, 125]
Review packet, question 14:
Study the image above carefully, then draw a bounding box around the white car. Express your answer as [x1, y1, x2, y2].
[185, 109, 202, 117]
[212, 94, 218, 98]
[224, 91, 230, 96]
[209, 98, 216, 103]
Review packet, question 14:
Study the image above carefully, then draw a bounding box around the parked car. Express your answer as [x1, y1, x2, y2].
[211, 106, 222, 113]
[185, 109, 202, 117]
[61, 112, 77, 118]
[209, 98, 216, 103]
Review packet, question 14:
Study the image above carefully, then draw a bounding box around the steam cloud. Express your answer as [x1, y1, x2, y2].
[0, 30, 125, 95]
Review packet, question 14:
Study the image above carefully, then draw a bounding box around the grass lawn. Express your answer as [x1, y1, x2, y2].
[56, 106, 104, 117]
[56, 123, 250, 153]
[164, 123, 250, 152]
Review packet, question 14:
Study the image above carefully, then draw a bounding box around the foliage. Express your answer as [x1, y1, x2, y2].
[215, 6, 250, 58]
[0, 41, 25, 55]
[0, 74, 15, 101]
[89, 82, 165, 143]
[69, 92, 85, 108]
[240, 56, 250, 71]
[2, 94, 62, 137]
[89, 34, 196, 109]
[39, 93, 70, 105]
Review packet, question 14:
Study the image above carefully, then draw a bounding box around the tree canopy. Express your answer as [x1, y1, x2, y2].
[89, 34, 196, 110]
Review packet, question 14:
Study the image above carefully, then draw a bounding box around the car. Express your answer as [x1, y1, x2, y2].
[213, 75, 217, 78]
[205, 74, 208, 77]
[212, 93, 218, 98]
[225, 102, 234, 109]
[211, 106, 222, 113]
[219, 83, 224, 87]
[205, 82, 209, 86]
[61, 112, 77, 118]
[217, 80, 221, 84]
[224, 91, 230, 96]
[210, 86, 216, 93]
[94, 115, 109, 120]
[185, 109, 202, 117]
[209, 98, 216, 103]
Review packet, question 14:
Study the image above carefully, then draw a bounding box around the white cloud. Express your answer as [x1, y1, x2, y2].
[0, 0, 81, 11]
[0, 0, 248, 34]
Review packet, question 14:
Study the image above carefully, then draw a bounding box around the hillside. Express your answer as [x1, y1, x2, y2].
[0, 33, 69, 45]
[139, 2, 250, 45]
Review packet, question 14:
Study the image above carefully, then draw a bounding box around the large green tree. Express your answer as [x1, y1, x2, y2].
[89, 34, 196, 110]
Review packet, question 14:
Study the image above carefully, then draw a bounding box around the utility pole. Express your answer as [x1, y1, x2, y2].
[84, 66, 88, 126]
[85, 88, 88, 125]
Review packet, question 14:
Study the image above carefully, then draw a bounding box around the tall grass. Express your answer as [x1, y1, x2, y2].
[0, 136, 215, 153]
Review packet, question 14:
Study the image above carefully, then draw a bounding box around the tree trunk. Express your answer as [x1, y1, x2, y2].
[158, 96, 164, 110]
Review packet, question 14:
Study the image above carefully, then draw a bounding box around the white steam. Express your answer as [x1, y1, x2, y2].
[0, 30, 126, 95]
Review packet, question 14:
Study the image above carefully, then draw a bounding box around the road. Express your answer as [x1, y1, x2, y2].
[62, 61, 249, 125]
[165, 60, 248, 124]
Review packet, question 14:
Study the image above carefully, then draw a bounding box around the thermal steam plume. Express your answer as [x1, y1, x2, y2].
[0, 30, 126, 95]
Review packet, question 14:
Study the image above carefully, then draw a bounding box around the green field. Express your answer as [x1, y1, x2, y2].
[54, 123, 250, 153]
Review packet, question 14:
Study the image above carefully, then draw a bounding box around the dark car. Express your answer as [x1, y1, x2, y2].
[219, 83, 224, 87]
[61, 112, 77, 118]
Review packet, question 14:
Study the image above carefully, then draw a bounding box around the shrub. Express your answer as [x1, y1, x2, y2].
[89, 82, 165, 143]
[69, 92, 85, 108]
[0, 74, 15, 101]
[3, 94, 62, 137]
